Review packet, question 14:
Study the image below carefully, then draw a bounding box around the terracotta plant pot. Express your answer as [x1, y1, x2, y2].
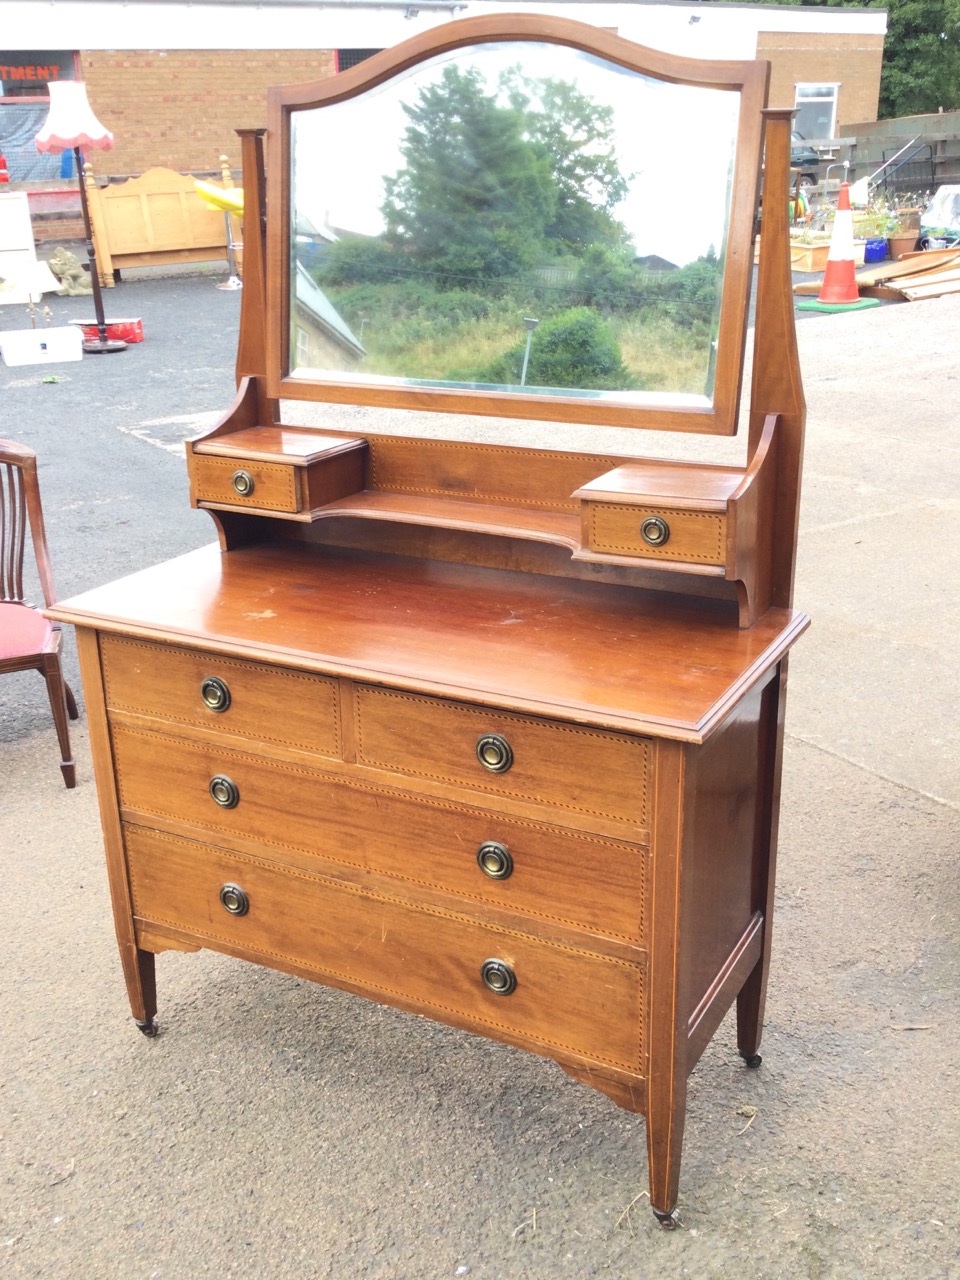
[888, 233, 919, 260]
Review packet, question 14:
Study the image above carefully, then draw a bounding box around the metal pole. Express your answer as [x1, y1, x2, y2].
[74, 146, 126, 353]
[216, 210, 243, 290]
[520, 331, 533, 386]
[519, 317, 538, 386]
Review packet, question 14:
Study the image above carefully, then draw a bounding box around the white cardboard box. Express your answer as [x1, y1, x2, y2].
[0, 325, 83, 366]
[0, 191, 37, 288]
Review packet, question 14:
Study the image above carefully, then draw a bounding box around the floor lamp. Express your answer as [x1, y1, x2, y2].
[35, 81, 126, 354]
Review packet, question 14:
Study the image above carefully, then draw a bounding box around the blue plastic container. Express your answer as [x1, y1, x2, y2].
[863, 237, 888, 264]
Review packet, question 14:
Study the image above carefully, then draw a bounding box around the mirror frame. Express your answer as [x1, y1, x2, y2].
[265, 14, 769, 435]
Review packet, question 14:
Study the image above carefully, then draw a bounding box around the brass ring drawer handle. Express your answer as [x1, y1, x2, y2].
[481, 959, 517, 996]
[209, 774, 240, 809]
[476, 733, 513, 774]
[231, 468, 255, 498]
[640, 515, 670, 547]
[477, 841, 513, 880]
[219, 883, 249, 916]
[200, 675, 231, 712]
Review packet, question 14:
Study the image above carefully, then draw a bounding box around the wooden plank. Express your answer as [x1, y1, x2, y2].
[858, 285, 910, 301]
[899, 275, 960, 300]
[874, 266, 960, 302]
[896, 266, 960, 287]
[855, 250, 960, 287]
[898, 247, 960, 264]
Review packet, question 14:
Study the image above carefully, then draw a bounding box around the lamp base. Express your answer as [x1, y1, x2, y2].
[83, 336, 127, 354]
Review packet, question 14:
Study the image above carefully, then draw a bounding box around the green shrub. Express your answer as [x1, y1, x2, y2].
[317, 235, 404, 286]
[467, 306, 634, 390]
[574, 243, 644, 311]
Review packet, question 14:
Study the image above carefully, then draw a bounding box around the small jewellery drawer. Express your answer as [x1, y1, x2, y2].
[354, 686, 651, 832]
[583, 503, 725, 565]
[126, 827, 646, 1071]
[111, 726, 647, 944]
[192, 455, 302, 512]
[189, 429, 366, 517]
[101, 637, 340, 758]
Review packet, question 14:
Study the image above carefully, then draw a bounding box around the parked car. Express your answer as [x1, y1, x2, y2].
[790, 131, 820, 186]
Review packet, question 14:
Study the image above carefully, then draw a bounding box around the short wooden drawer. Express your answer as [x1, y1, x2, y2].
[583, 502, 725, 564]
[189, 430, 366, 517]
[111, 726, 647, 944]
[191, 454, 303, 512]
[354, 686, 651, 832]
[101, 636, 340, 758]
[126, 827, 646, 1072]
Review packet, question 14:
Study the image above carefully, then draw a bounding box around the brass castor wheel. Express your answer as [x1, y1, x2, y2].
[653, 1208, 679, 1230]
[135, 1018, 159, 1038]
[741, 1051, 762, 1069]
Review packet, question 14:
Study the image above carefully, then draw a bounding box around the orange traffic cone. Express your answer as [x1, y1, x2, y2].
[0, 153, 9, 184]
[819, 182, 860, 302]
[798, 181, 880, 313]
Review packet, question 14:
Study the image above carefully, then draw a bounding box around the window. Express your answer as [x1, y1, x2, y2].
[0, 51, 76, 99]
[0, 51, 78, 178]
[336, 50, 382, 74]
[295, 326, 311, 367]
[794, 84, 838, 141]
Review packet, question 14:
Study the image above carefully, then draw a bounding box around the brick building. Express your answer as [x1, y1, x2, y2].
[1, 0, 887, 183]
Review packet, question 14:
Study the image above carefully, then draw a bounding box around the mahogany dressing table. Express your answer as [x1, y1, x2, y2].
[50, 16, 808, 1224]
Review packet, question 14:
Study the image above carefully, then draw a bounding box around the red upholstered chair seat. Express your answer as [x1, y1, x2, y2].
[0, 602, 53, 661]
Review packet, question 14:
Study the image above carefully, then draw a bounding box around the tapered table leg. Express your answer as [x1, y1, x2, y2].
[75, 627, 158, 1034]
[646, 1065, 687, 1224]
[123, 944, 158, 1036]
[737, 661, 788, 1068]
[646, 737, 689, 1224]
[736, 961, 765, 1067]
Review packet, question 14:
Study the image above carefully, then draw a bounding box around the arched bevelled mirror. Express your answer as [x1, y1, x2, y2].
[266, 16, 768, 434]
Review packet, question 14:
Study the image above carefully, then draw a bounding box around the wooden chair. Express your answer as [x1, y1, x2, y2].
[1, 440, 79, 787]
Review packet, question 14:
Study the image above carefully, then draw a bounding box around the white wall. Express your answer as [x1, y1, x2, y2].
[1, 0, 887, 59]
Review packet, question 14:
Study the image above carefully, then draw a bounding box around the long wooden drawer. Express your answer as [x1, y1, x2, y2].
[126, 826, 646, 1072]
[354, 685, 651, 831]
[111, 725, 647, 944]
[101, 635, 341, 758]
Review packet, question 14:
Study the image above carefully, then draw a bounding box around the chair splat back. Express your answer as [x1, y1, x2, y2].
[1, 441, 58, 608]
[1, 457, 28, 603]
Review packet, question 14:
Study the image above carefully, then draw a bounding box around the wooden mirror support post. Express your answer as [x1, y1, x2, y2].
[49, 17, 808, 1225]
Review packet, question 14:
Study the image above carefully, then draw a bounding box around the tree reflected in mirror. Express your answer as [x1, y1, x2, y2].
[289, 41, 739, 406]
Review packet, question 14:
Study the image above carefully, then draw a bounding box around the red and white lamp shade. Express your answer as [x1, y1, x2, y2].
[35, 81, 115, 156]
[35, 81, 126, 353]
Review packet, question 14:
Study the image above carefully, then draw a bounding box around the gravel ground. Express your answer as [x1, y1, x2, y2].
[1, 269, 958, 1279]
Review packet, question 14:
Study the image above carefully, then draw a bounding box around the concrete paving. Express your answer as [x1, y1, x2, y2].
[1, 271, 959, 1278]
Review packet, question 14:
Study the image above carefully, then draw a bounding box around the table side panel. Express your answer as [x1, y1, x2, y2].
[680, 676, 774, 1030]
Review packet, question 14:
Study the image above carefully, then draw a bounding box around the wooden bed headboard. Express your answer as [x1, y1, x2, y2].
[85, 165, 236, 286]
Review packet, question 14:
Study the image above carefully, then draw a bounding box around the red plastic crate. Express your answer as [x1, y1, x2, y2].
[70, 317, 144, 343]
